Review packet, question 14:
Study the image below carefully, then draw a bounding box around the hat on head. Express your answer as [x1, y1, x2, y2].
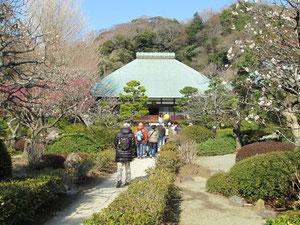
[123, 123, 130, 128]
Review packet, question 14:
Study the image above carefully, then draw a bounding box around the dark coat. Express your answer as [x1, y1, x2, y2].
[157, 125, 166, 138]
[114, 128, 135, 162]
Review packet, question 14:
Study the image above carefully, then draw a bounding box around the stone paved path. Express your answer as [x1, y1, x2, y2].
[45, 157, 155, 225]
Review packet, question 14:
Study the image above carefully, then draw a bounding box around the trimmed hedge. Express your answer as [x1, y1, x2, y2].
[45, 133, 103, 154]
[0, 174, 63, 224]
[196, 134, 236, 156]
[206, 151, 300, 207]
[0, 140, 12, 180]
[84, 150, 179, 224]
[236, 141, 295, 162]
[180, 125, 213, 143]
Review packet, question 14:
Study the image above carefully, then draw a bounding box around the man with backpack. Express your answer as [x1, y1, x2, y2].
[134, 123, 148, 159]
[157, 124, 166, 148]
[114, 123, 135, 188]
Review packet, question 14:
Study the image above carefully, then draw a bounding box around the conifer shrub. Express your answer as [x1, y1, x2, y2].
[180, 125, 213, 143]
[62, 124, 118, 149]
[206, 151, 300, 207]
[236, 141, 295, 162]
[0, 140, 12, 180]
[45, 134, 103, 154]
[196, 134, 236, 156]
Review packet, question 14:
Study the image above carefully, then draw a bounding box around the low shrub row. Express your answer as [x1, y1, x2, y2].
[84, 150, 179, 225]
[0, 173, 63, 225]
[206, 150, 300, 208]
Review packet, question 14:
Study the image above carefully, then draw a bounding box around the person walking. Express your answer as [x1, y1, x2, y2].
[114, 123, 135, 188]
[134, 123, 148, 159]
[148, 125, 159, 158]
[157, 124, 165, 148]
[158, 113, 163, 124]
[144, 122, 151, 156]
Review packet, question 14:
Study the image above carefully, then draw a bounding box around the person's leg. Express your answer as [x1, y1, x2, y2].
[140, 142, 144, 158]
[153, 142, 157, 157]
[148, 142, 153, 157]
[136, 144, 139, 158]
[116, 162, 123, 187]
[125, 161, 131, 184]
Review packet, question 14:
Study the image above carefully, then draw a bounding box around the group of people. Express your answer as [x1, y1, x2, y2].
[113, 119, 182, 188]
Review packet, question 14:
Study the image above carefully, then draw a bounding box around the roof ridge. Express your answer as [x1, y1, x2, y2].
[136, 52, 175, 59]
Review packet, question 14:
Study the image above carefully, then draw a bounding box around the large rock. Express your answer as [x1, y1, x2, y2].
[65, 153, 84, 168]
[229, 196, 244, 207]
[254, 199, 265, 211]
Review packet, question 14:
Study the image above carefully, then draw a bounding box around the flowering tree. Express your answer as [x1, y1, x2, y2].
[228, 0, 300, 146]
[1, 0, 99, 168]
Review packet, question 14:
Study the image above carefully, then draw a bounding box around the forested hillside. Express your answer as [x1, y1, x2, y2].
[95, 4, 250, 80]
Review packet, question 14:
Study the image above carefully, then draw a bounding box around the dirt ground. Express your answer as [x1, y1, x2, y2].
[176, 154, 267, 225]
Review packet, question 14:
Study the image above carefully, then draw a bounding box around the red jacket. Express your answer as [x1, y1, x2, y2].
[134, 125, 148, 143]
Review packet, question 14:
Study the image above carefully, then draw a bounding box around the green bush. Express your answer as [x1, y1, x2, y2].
[84, 150, 178, 225]
[206, 172, 232, 196]
[236, 141, 295, 162]
[89, 149, 116, 173]
[0, 174, 62, 224]
[196, 135, 236, 156]
[180, 125, 213, 143]
[265, 211, 300, 225]
[160, 140, 179, 152]
[45, 134, 103, 154]
[206, 151, 299, 207]
[62, 124, 118, 149]
[0, 140, 12, 180]
[216, 128, 234, 136]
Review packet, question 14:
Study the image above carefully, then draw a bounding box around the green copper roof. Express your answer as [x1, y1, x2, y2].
[91, 52, 210, 98]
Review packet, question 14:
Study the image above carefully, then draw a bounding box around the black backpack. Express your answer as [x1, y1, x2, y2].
[118, 134, 130, 150]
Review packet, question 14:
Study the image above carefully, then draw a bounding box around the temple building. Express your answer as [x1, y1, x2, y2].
[91, 52, 210, 122]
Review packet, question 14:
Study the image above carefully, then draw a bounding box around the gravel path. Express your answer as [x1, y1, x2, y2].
[44, 157, 155, 225]
[178, 154, 267, 225]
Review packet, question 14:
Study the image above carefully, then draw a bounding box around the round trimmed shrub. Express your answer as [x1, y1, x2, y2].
[0, 140, 12, 180]
[45, 134, 103, 154]
[180, 125, 213, 143]
[236, 141, 295, 162]
[207, 151, 299, 206]
[196, 134, 236, 156]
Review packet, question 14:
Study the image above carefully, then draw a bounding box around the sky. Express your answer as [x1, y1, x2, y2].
[81, 0, 236, 31]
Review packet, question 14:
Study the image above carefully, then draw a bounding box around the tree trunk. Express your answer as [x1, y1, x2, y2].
[283, 109, 300, 147]
[233, 124, 242, 150]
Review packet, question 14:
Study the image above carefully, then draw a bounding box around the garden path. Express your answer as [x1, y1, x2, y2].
[44, 157, 156, 225]
[178, 153, 268, 225]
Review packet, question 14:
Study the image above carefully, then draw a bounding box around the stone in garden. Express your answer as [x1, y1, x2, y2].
[254, 199, 265, 211]
[183, 176, 195, 182]
[258, 209, 277, 219]
[46, 129, 59, 142]
[229, 195, 244, 207]
[65, 153, 83, 168]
